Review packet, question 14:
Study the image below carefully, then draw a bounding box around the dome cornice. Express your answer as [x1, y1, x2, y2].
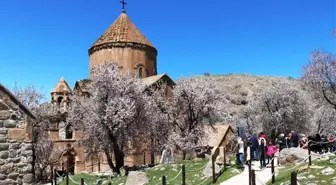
[88, 41, 157, 56]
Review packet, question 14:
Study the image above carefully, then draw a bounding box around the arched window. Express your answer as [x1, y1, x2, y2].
[138, 66, 143, 79]
[65, 124, 73, 139]
[57, 96, 63, 106]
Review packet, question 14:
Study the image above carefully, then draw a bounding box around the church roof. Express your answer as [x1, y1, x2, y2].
[0, 83, 36, 119]
[201, 124, 234, 147]
[51, 77, 72, 93]
[90, 12, 154, 49]
[141, 74, 175, 87]
[74, 79, 91, 93]
[74, 74, 174, 94]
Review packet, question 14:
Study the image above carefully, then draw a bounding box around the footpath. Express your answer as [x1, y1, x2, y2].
[220, 158, 278, 185]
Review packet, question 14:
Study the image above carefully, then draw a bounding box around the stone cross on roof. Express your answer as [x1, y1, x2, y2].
[120, 0, 127, 12]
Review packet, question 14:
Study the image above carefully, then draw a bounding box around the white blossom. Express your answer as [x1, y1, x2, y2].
[246, 80, 312, 136]
[165, 76, 226, 159]
[67, 62, 156, 173]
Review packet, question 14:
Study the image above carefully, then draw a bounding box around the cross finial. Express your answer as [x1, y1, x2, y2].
[120, 0, 127, 13]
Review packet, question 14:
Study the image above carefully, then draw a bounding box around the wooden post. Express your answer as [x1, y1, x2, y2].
[223, 147, 226, 170]
[66, 171, 69, 185]
[290, 171, 297, 185]
[308, 141, 312, 166]
[251, 169, 256, 185]
[212, 156, 216, 183]
[98, 158, 101, 171]
[162, 175, 166, 185]
[271, 154, 275, 183]
[144, 150, 146, 165]
[51, 167, 54, 185]
[248, 156, 252, 185]
[81, 178, 84, 185]
[54, 169, 57, 185]
[182, 164, 186, 185]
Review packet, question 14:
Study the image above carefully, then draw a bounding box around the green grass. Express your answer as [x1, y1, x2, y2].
[266, 156, 336, 185]
[58, 157, 242, 185]
[58, 173, 127, 185]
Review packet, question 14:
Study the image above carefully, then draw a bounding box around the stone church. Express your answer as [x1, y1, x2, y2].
[49, 6, 174, 174]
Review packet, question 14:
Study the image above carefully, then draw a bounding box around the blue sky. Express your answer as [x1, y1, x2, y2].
[0, 0, 335, 97]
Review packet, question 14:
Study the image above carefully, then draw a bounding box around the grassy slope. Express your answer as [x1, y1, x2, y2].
[59, 158, 242, 185]
[267, 156, 336, 185]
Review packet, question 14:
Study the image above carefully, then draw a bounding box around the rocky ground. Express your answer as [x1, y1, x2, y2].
[273, 155, 336, 185]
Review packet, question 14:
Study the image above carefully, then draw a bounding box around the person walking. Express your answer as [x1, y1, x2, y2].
[329, 136, 336, 153]
[250, 135, 259, 161]
[259, 136, 267, 168]
[291, 131, 299, 147]
[267, 141, 277, 167]
[287, 133, 293, 148]
[237, 137, 245, 169]
[278, 133, 287, 151]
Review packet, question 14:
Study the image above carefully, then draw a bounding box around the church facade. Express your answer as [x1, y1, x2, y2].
[49, 7, 174, 174]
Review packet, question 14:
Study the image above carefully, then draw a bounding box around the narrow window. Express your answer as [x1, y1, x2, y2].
[65, 124, 73, 139]
[138, 66, 143, 79]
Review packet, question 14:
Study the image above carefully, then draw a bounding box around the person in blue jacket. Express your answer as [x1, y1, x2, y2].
[250, 135, 259, 161]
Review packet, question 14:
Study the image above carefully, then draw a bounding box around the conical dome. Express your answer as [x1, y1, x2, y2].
[88, 11, 158, 78]
[89, 12, 155, 54]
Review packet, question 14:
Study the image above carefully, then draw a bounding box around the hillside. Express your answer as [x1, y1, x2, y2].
[204, 74, 308, 124]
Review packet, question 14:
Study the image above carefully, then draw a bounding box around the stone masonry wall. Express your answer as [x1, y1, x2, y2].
[0, 90, 34, 185]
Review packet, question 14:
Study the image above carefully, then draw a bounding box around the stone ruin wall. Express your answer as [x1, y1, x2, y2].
[0, 89, 34, 185]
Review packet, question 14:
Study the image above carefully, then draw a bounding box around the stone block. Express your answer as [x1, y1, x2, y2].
[22, 164, 33, 173]
[22, 150, 33, 157]
[0, 143, 9, 151]
[0, 163, 12, 174]
[23, 174, 33, 183]
[16, 178, 22, 185]
[9, 143, 20, 150]
[0, 151, 9, 159]
[4, 178, 16, 185]
[0, 174, 6, 180]
[8, 172, 20, 180]
[3, 120, 18, 128]
[0, 110, 10, 120]
[8, 157, 20, 163]
[8, 129, 26, 140]
[9, 150, 17, 158]
[10, 112, 19, 120]
[0, 128, 8, 134]
[0, 136, 6, 143]
[0, 101, 10, 111]
[23, 143, 33, 150]
[0, 159, 5, 165]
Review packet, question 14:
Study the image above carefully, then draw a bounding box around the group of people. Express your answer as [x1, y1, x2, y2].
[307, 134, 336, 154]
[237, 132, 278, 169]
[236, 130, 336, 169]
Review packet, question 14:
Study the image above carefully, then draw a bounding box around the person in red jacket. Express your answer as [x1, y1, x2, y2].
[259, 132, 267, 140]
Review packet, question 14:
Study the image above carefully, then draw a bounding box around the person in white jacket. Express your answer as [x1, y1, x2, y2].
[237, 137, 245, 169]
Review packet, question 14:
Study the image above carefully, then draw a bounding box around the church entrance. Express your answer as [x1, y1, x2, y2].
[66, 154, 75, 174]
[63, 144, 76, 175]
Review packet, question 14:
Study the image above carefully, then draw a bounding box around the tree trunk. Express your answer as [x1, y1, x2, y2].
[113, 144, 124, 174]
[98, 159, 101, 172]
[104, 149, 117, 172]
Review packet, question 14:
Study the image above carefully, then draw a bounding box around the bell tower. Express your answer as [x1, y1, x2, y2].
[51, 77, 72, 112]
